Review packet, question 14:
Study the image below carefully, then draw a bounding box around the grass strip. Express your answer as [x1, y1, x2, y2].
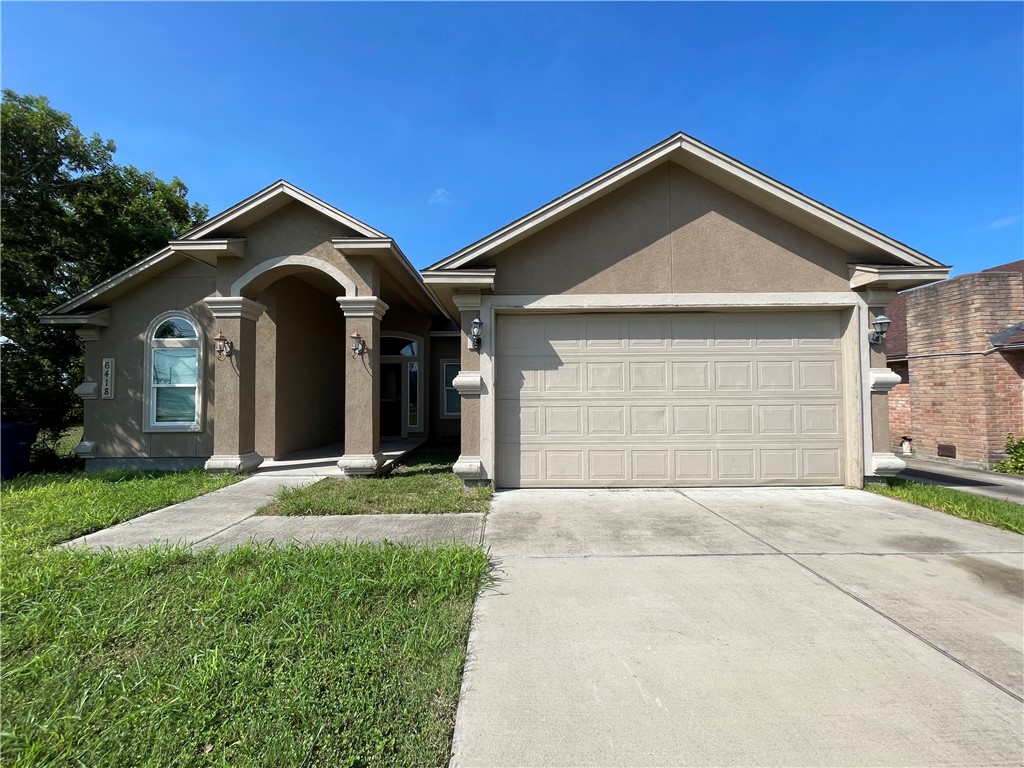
[259, 446, 491, 516]
[866, 478, 1024, 534]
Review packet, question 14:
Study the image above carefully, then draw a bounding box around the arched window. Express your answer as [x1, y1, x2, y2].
[145, 313, 203, 431]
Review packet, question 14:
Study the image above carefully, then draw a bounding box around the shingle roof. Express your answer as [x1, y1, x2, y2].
[991, 321, 1024, 349]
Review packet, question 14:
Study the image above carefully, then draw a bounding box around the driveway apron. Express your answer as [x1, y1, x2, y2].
[450, 488, 1024, 768]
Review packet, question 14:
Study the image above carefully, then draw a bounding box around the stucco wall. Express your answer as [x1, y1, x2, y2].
[492, 162, 854, 296]
[219, 202, 368, 297]
[429, 336, 461, 442]
[255, 276, 347, 458]
[82, 258, 216, 460]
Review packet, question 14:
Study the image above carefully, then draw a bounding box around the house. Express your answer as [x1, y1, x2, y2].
[42, 132, 950, 487]
[886, 261, 1024, 468]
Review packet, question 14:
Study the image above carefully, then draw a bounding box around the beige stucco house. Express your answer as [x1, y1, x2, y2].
[43, 133, 950, 487]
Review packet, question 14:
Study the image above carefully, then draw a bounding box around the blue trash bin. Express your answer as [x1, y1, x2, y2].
[1, 422, 39, 479]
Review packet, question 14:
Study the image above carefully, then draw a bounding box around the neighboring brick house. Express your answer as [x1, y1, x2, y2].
[886, 260, 1024, 467]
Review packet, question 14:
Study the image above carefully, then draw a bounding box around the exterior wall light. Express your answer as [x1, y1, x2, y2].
[212, 331, 234, 361]
[470, 317, 483, 350]
[350, 332, 368, 358]
[868, 314, 891, 344]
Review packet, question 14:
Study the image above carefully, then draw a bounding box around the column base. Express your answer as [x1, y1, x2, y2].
[453, 455, 489, 488]
[205, 452, 264, 472]
[869, 452, 906, 477]
[338, 453, 384, 477]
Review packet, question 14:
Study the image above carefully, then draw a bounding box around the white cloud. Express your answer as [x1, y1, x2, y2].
[986, 214, 1023, 230]
[428, 188, 452, 205]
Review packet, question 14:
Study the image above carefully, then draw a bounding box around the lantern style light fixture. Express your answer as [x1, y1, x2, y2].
[350, 332, 368, 358]
[470, 317, 483, 350]
[868, 314, 891, 344]
[212, 331, 234, 361]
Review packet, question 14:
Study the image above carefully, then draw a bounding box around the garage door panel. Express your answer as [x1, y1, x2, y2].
[496, 312, 845, 487]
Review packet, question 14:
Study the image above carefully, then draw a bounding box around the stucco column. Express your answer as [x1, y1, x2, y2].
[451, 292, 485, 486]
[204, 297, 266, 472]
[863, 289, 905, 477]
[336, 296, 389, 477]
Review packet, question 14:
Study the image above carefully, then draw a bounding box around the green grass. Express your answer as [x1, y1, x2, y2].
[2, 469, 240, 555]
[258, 446, 492, 516]
[2, 468, 491, 767]
[866, 478, 1024, 534]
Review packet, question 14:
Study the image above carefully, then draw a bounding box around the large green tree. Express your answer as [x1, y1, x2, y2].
[1, 90, 208, 446]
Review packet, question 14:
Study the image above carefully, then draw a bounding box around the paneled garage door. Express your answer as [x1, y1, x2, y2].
[495, 312, 846, 488]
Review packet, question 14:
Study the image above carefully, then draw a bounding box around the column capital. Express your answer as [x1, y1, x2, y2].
[452, 291, 482, 312]
[336, 296, 389, 319]
[204, 296, 266, 321]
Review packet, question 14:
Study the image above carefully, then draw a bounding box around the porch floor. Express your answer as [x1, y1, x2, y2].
[252, 438, 427, 479]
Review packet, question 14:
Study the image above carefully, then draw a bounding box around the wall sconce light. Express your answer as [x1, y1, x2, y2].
[868, 314, 891, 344]
[470, 317, 483, 350]
[212, 331, 234, 361]
[350, 332, 368, 358]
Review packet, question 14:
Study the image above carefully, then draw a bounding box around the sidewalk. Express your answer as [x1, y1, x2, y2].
[61, 470, 484, 552]
[897, 456, 1023, 504]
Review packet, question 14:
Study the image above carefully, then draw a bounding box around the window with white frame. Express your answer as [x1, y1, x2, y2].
[146, 314, 202, 430]
[442, 361, 461, 417]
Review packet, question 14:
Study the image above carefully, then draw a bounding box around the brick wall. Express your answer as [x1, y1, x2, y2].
[889, 269, 1024, 466]
[888, 361, 911, 444]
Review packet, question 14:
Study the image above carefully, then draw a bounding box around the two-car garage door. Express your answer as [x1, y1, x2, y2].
[495, 312, 846, 488]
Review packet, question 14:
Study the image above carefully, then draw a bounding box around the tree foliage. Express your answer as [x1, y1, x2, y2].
[1, 90, 208, 446]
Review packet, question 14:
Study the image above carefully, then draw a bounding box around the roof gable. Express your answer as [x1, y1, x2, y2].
[427, 132, 946, 271]
[45, 181, 388, 316]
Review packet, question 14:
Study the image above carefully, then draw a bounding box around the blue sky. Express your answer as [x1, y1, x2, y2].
[2, 2, 1021, 274]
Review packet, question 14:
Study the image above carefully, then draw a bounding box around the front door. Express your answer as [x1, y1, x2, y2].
[381, 362, 403, 438]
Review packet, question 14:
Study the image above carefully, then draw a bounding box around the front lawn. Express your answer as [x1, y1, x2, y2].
[258, 446, 492, 516]
[2, 469, 240, 554]
[866, 478, 1024, 535]
[2, 470, 491, 767]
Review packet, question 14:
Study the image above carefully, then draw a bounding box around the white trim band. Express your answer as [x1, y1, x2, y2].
[204, 297, 267, 321]
[336, 296, 389, 319]
[869, 368, 903, 394]
[452, 371, 482, 395]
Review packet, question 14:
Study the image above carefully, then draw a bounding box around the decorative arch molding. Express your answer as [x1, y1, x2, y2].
[230, 254, 357, 297]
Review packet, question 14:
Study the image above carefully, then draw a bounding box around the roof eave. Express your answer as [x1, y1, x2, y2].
[428, 131, 945, 272]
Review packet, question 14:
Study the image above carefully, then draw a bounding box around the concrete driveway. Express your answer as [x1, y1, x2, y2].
[450, 488, 1024, 767]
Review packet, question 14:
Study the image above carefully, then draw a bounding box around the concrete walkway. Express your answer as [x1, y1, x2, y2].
[450, 488, 1024, 767]
[61, 471, 483, 551]
[897, 456, 1023, 504]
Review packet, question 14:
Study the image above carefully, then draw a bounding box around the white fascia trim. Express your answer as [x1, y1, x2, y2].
[169, 238, 245, 266]
[432, 132, 940, 270]
[421, 270, 497, 290]
[335, 238, 450, 318]
[431, 139, 681, 269]
[204, 296, 267, 321]
[40, 308, 111, 327]
[849, 264, 951, 290]
[45, 248, 177, 315]
[489, 292, 860, 311]
[185, 181, 386, 241]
